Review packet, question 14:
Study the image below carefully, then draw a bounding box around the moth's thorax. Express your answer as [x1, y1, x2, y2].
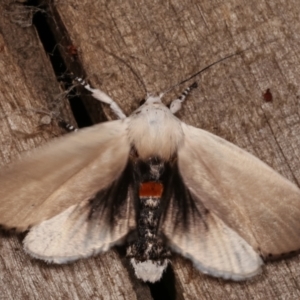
[128, 100, 183, 160]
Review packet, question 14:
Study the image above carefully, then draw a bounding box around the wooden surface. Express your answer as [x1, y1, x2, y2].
[0, 0, 300, 299]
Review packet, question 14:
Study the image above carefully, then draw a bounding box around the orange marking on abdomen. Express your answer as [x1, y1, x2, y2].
[139, 182, 163, 197]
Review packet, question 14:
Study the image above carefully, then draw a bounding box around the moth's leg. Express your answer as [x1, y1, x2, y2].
[75, 78, 126, 119]
[58, 120, 78, 132]
[169, 82, 198, 114]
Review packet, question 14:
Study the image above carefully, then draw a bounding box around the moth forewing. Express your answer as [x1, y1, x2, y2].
[0, 120, 131, 231]
[177, 123, 300, 258]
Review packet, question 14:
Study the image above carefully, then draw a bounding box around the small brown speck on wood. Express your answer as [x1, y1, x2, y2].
[1, 0, 300, 299]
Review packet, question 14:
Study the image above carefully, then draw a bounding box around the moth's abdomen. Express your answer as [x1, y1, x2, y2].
[128, 103, 183, 160]
[127, 181, 170, 282]
[139, 181, 163, 198]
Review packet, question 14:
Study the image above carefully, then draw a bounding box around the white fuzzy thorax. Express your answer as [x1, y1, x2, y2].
[128, 95, 183, 160]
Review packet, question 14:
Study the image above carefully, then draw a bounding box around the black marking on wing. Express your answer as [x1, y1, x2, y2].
[88, 161, 134, 225]
[161, 160, 209, 231]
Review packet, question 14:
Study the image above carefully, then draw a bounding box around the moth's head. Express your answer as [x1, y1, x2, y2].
[143, 93, 164, 105]
[130, 258, 168, 283]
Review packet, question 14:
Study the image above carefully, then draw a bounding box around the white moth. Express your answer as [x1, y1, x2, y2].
[0, 78, 300, 283]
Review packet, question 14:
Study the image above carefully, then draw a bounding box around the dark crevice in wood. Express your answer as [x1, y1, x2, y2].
[46, 0, 108, 125]
[147, 264, 177, 300]
[26, 0, 93, 129]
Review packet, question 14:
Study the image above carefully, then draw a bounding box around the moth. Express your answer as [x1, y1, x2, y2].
[0, 78, 300, 283]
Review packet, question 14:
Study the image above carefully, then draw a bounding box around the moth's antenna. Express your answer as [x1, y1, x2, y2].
[169, 82, 198, 114]
[58, 120, 78, 132]
[96, 44, 147, 93]
[162, 50, 246, 97]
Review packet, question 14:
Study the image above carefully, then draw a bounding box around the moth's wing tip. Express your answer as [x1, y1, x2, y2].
[0, 222, 30, 234]
[261, 248, 300, 261]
